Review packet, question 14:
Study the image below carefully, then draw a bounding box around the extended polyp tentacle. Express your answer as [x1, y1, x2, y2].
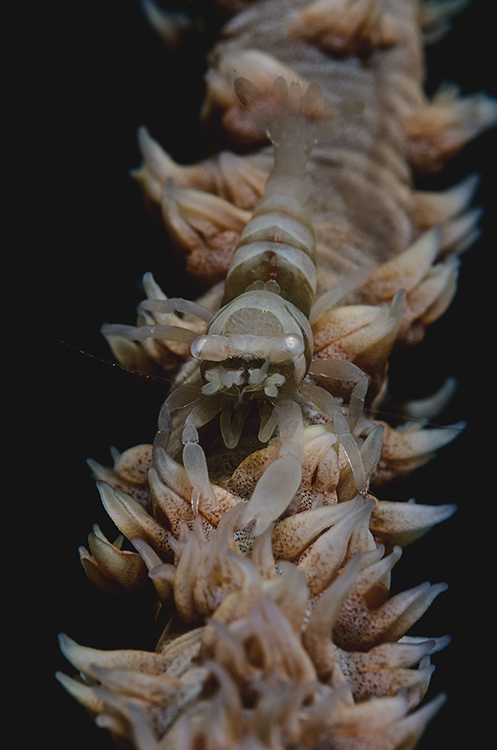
[420, 0, 469, 44]
[160, 180, 251, 287]
[404, 83, 497, 176]
[309, 266, 376, 326]
[132, 125, 267, 212]
[289, 0, 399, 55]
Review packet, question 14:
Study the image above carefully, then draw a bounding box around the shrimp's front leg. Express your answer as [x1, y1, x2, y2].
[101, 296, 213, 344]
[241, 398, 304, 536]
[181, 395, 225, 512]
[154, 386, 223, 514]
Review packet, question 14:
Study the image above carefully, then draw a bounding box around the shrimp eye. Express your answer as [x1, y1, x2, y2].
[191, 335, 230, 361]
[270, 334, 304, 362]
[191, 335, 208, 359]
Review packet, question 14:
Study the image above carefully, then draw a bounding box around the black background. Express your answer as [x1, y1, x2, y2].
[25, 1, 494, 748]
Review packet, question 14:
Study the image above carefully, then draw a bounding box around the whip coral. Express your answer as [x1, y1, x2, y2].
[43, 1, 495, 748]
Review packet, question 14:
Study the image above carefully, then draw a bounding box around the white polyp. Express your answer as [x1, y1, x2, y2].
[142, 271, 167, 301]
[307, 552, 364, 634]
[309, 266, 374, 324]
[153, 446, 189, 491]
[372, 305, 391, 331]
[390, 289, 406, 326]
[241, 455, 303, 536]
[190, 488, 200, 517]
[400, 376, 457, 420]
[358, 546, 403, 594]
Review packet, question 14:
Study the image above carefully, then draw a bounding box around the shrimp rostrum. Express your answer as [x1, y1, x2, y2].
[103, 77, 383, 537]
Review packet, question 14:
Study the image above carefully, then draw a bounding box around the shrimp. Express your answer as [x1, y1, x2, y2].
[102, 76, 380, 537]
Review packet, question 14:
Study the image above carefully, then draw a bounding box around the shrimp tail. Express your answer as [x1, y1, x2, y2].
[234, 75, 363, 153]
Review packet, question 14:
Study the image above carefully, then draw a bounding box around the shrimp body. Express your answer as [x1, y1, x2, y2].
[148, 79, 373, 534]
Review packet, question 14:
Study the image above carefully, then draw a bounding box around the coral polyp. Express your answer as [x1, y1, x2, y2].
[48, 2, 494, 749]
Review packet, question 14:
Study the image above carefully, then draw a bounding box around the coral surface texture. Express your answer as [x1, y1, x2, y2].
[52, 1, 495, 749]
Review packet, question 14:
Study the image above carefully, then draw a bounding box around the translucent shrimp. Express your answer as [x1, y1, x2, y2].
[102, 77, 374, 536]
